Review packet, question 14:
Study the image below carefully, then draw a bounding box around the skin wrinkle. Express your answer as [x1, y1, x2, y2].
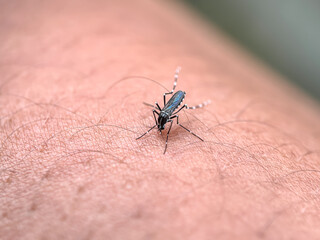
[1, 92, 142, 161]
[0, 0, 320, 240]
[209, 119, 312, 151]
[2, 95, 316, 238]
[232, 98, 295, 121]
[0, 88, 302, 238]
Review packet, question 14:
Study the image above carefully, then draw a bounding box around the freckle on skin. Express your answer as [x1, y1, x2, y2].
[41, 170, 50, 180]
[30, 203, 37, 212]
[131, 207, 143, 219]
[60, 214, 67, 221]
[77, 185, 85, 194]
[5, 176, 12, 184]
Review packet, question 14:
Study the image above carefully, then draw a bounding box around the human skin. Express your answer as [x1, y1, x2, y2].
[1, 0, 320, 239]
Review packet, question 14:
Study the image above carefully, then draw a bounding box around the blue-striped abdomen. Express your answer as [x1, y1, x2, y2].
[162, 90, 185, 115]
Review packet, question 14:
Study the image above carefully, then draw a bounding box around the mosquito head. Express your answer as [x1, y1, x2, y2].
[158, 124, 165, 131]
[158, 112, 168, 131]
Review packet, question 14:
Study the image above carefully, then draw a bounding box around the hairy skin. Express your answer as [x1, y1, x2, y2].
[1, 0, 320, 239]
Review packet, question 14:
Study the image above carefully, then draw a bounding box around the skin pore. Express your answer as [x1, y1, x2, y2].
[1, 0, 320, 239]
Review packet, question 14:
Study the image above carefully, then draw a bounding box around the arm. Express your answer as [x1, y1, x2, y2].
[1, 0, 320, 239]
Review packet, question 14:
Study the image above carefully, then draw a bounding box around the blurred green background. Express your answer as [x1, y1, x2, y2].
[184, 0, 320, 100]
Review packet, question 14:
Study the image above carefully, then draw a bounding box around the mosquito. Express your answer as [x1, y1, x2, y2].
[136, 67, 210, 154]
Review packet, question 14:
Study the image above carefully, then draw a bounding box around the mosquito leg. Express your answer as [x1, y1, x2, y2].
[143, 102, 161, 111]
[136, 124, 157, 140]
[172, 104, 186, 115]
[163, 66, 181, 106]
[153, 110, 159, 125]
[155, 102, 161, 111]
[136, 110, 159, 140]
[175, 115, 204, 141]
[185, 100, 211, 110]
[143, 102, 155, 108]
[163, 120, 173, 154]
[172, 99, 211, 115]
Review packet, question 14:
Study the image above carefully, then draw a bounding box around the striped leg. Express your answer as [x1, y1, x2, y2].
[171, 115, 204, 141]
[143, 102, 162, 111]
[173, 100, 211, 115]
[136, 125, 157, 140]
[163, 119, 174, 154]
[136, 110, 159, 140]
[185, 99, 211, 110]
[163, 66, 181, 105]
